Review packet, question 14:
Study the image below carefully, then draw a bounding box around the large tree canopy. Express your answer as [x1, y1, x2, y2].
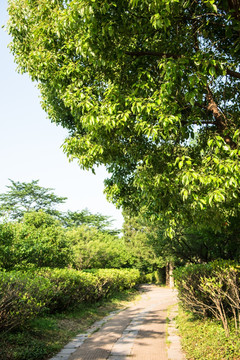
[7, 0, 240, 234]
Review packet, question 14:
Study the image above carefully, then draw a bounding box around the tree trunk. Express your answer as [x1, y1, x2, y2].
[166, 262, 174, 288]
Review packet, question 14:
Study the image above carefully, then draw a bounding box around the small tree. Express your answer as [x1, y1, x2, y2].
[66, 225, 129, 269]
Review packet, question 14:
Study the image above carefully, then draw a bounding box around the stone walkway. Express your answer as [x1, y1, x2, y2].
[49, 285, 185, 360]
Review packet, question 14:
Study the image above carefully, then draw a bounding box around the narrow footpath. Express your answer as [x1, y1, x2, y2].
[50, 285, 185, 360]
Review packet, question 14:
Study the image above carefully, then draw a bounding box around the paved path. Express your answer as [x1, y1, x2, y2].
[50, 285, 185, 360]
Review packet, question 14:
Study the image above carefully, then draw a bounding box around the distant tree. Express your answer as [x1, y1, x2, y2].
[122, 211, 165, 273]
[0, 179, 66, 220]
[66, 225, 129, 269]
[60, 209, 120, 235]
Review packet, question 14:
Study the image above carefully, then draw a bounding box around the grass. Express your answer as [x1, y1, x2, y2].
[0, 289, 140, 360]
[176, 306, 240, 360]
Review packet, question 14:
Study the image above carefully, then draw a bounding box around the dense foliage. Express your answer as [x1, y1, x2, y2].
[150, 214, 240, 264]
[123, 211, 166, 271]
[0, 212, 73, 270]
[0, 222, 15, 270]
[7, 0, 240, 235]
[0, 206, 163, 272]
[66, 226, 129, 269]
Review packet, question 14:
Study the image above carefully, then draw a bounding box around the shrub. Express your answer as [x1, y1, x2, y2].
[0, 271, 53, 331]
[37, 268, 141, 311]
[0, 268, 141, 331]
[91, 268, 141, 297]
[174, 260, 240, 336]
[37, 268, 99, 311]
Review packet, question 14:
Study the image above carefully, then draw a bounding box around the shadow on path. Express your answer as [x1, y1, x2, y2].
[50, 285, 185, 360]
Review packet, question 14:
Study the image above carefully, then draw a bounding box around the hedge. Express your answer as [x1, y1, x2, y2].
[0, 271, 53, 331]
[174, 260, 240, 336]
[0, 268, 141, 331]
[39, 268, 140, 311]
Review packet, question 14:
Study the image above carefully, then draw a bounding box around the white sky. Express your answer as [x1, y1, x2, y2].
[0, 0, 124, 229]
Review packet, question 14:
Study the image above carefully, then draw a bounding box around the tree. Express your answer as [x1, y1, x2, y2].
[150, 217, 240, 265]
[7, 0, 240, 235]
[0, 180, 66, 220]
[60, 209, 120, 235]
[0, 222, 16, 270]
[170, 219, 240, 263]
[13, 211, 73, 269]
[66, 225, 129, 269]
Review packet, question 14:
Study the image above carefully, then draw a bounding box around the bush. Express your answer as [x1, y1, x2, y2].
[37, 268, 141, 311]
[174, 260, 240, 336]
[0, 271, 53, 331]
[0, 268, 141, 331]
[37, 268, 99, 311]
[91, 268, 141, 297]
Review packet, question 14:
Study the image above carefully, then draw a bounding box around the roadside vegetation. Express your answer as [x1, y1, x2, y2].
[0, 180, 165, 360]
[174, 261, 240, 359]
[1, 179, 240, 359]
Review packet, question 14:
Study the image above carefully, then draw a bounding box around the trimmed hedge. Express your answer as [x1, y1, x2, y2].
[88, 268, 141, 296]
[174, 260, 240, 336]
[0, 268, 140, 331]
[38, 268, 140, 311]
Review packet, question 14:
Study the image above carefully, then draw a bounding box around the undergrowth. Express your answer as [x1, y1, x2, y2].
[177, 306, 240, 360]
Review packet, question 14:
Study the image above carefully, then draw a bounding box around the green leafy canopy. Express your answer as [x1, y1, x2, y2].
[7, 0, 240, 235]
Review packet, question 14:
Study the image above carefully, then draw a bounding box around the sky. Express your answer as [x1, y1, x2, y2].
[0, 0, 124, 230]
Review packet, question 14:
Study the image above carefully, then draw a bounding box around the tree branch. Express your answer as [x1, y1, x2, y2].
[206, 86, 237, 149]
[228, 0, 240, 19]
[126, 51, 240, 80]
[226, 68, 240, 80]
